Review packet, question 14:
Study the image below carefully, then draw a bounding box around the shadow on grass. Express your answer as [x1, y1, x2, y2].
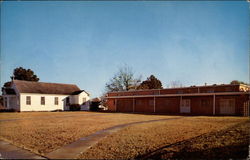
[99, 110, 243, 117]
[136, 121, 249, 160]
[147, 143, 249, 159]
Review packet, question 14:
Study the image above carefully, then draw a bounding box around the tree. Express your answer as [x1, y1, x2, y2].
[2, 67, 40, 92]
[230, 80, 248, 85]
[169, 80, 183, 88]
[137, 75, 163, 90]
[11, 67, 39, 82]
[99, 92, 108, 107]
[90, 98, 101, 111]
[0, 96, 3, 108]
[105, 65, 141, 92]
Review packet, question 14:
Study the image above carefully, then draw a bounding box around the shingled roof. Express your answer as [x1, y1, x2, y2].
[13, 80, 81, 95]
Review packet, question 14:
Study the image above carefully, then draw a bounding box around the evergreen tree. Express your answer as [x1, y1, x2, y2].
[138, 75, 163, 90]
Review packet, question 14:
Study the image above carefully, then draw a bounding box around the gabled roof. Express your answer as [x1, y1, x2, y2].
[91, 97, 101, 102]
[13, 80, 81, 95]
[71, 90, 90, 96]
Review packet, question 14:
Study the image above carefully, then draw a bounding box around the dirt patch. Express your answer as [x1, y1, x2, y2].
[78, 117, 248, 159]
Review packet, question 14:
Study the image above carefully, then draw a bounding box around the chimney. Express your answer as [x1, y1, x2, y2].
[205, 83, 207, 86]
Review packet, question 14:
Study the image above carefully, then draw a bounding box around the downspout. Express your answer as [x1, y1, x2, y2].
[180, 96, 182, 113]
[153, 96, 156, 113]
[133, 98, 135, 113]
[115, 99, 117, 112]
[213, 94, 216, 115]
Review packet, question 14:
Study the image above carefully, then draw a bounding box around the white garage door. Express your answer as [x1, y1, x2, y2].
[180, 99, 191, 113]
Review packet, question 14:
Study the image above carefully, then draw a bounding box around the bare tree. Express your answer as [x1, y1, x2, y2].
[105, 65, 141, 92]
[169, 80, 183, 88]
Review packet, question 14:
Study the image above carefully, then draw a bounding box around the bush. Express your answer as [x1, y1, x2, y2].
[69, 104, 80, 111]
[0, 108, 17, 112]
[90, 101, 101, 111]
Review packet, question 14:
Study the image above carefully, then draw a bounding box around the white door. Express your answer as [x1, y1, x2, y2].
[180, 99, 191, 113]
[220, 99, 235, 115]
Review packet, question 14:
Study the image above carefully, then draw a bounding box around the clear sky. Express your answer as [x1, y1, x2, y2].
[1, 1, 249, 97]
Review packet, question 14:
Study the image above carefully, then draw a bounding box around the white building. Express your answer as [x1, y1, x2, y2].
[2, 80, 90, 111]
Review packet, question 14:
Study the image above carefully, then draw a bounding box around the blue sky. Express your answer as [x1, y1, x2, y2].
[1, 1, 249, 97]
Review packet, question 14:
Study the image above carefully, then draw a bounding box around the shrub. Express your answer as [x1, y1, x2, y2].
[90, 101, 101, 111]
[69, 104, 80, 111]
[0, 108, 17, 112]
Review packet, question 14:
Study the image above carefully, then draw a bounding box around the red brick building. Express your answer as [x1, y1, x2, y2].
[106, 84, 250, 116]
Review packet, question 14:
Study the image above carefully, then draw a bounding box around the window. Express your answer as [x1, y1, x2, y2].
[201, 99, 211, 107]
[181, 99, 190, 107]
[82, 98, 86, 103]
[55, 97, 58, 105]
[207, 90, 214, 93]
[136, 100, 143, 106]
[177, 90, 183, 94]
[165, 99, 170, 106]
[82, 98, 87, 105]
[149, 100, 154, 106]
[41, 97, 45, 105]
[26, 96, 31, 105]
[154, 91, 160, 95]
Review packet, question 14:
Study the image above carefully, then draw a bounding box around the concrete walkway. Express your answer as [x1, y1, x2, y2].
[45, 117, 183, 159]
[0, 140, 45, 159]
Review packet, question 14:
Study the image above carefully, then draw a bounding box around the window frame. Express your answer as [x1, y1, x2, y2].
[54, 97, 59, 105]
[136, 100, 143, 106]
[200, 99, 211, 107]
[149, 99, 154, 106]
[26, 96, 31, 105]
[41, 97, 45, 105]
[207, 89, 214, 93]
[181, 99, 190, 107]
[82, 98, 86, 103]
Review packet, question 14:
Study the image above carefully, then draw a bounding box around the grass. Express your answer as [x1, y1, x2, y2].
[0, 112, 174, 155]
[143, 121, 250, 159]
[0, 112, 248, 159]
[78, 116, 249, 159]
[0, 111, 97, 120]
